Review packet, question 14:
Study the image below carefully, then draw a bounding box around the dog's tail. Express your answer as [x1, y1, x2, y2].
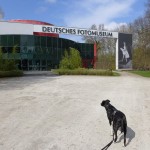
[121, 116, 127, 131]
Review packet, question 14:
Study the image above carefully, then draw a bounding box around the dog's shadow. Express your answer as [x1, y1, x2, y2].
[117, 126, 135, 146]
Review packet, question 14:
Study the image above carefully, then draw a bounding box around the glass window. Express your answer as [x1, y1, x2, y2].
[40, 36, 46, 47]
[35, 36, 40, 47]
[21, 35, 34, 47]
[21, 35, 28, 47]
[0, 34, 94, 70]
[14, 35, 20, 46]
[1, 35, 8, 46]
[7, 35, 14, 46]
[7, 47, 13, 53]
[47, 37, 53, 47]
[2, 47, 8, 53]
[53, 38, 58, 48]
[58, 38, 62, 49]
[27, 35, 34, 46]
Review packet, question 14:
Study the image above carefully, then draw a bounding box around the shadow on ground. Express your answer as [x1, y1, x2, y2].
[117, 126, 135, 146]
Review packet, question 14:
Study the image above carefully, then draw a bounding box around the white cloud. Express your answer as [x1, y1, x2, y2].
[36, 0, 56, 14]
[36, 6, 47, 14]
[105, 22, 127, 30]
[45, 0, 57, 3]
[0, 7, 4, 20]
[57, 0, 136, 42]
[63, 0, 136, 30]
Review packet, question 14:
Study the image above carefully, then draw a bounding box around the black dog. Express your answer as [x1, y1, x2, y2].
[101, 99, 127, 147]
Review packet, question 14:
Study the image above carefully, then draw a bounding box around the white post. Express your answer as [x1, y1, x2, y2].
[115, 37, 119, 70]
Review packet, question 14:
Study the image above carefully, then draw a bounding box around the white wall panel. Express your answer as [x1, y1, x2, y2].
[0, 21, 33, 35]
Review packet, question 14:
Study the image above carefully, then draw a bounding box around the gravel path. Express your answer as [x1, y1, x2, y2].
[0, 72, 150, 150]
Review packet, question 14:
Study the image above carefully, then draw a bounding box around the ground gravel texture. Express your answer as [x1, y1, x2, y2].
[0, 71, 150, 150]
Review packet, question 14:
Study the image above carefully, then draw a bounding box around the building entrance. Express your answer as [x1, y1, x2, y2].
[21, 59, 48, 71]
[34, 25, 133, 70]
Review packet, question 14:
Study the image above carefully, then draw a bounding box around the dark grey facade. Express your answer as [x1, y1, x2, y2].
[0, 35, 94, 70]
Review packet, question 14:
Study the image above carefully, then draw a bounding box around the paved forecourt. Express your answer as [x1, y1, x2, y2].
[0, 72, 150, 150]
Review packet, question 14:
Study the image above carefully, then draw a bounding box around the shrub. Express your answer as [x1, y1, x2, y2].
[0, 70, 23, 78]
[59, 48, 82, 69]
[0, 46, 23, 77]
[55, 68, 117, 76]
[0, 46, 18, 71]
[133, 48, 150, 70]
[3, 59, 17, 71]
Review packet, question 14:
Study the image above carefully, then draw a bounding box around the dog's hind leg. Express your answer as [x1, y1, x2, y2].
[122, 117, 127, 147]
[123, 133, 126, 147]
[123, 124, 127, 147]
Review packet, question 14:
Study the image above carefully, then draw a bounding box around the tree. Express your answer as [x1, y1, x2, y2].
[59, 48, 82, 69]
[82, 24, 116, 69]
[128, 0, 150, 70]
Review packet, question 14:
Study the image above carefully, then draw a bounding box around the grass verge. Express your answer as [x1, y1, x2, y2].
[129, 70, 150, 77]
[0, 70, 23, 78]
[55, 68, 120, 76]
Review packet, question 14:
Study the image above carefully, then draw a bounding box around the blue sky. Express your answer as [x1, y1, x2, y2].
[0, 0, 148, 41]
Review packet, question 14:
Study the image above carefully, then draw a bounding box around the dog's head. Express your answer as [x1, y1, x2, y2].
[101, 99, 110, 107]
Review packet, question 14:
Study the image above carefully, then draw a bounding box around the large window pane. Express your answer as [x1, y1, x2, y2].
[35, 36, 40, 47]
[47, 37, 53, 47]
[40, 36, 46, 47]
[14, 35, 20, 46]
[1, 35, 8, 46]
[7, 35, 14, 46]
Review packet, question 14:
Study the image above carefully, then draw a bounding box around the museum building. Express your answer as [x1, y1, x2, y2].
[0, 20, 96, 70]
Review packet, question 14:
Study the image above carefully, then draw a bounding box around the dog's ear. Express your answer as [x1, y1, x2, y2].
[105, 99, 110, 105]
[106, 99, 110, 103]
[101, 99, 110, 107]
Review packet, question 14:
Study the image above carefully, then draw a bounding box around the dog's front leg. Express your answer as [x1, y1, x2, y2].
[108, 118, 113, 136]
[110, 122, 113, 136]
[113, 128, 118, 143]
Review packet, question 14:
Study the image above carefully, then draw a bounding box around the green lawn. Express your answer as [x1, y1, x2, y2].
[55, 68, 120, 76]
[130, 71, 150, 77]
